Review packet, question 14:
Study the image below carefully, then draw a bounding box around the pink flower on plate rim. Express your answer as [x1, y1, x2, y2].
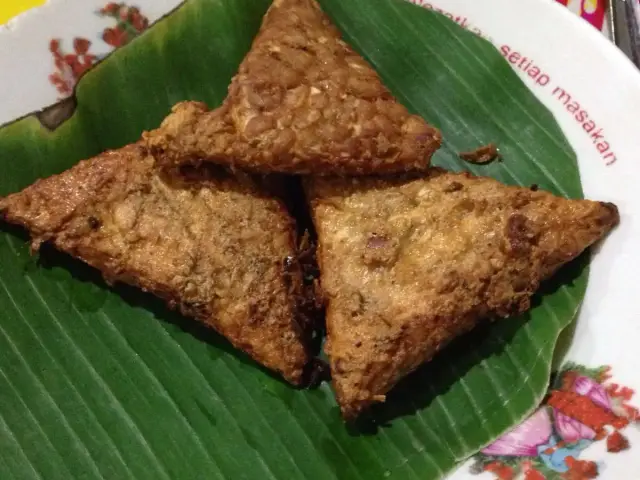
[571, 375, 611, 410]
[481, 407, 553, 457]
[554, 410, 597, 443]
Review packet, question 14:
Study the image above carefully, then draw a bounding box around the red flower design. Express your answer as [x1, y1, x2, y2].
[524, 468, 545, 480]
[100, 2, 119, 15]
[547, 390, 627, 433]
[73, 38, 91, 55]
[564, 456, 598, 479]
[131, 11, 148, 32]
[48, 73, 72, 96]
[98, 3, 150, 46]
[63, 54, 76, 67]
[472, 364, 638, 480]
[484, 461, 514, 480]
[606, 383, 640, 422]
[607, 431, 630, 453]
[47, 3, 150, 98]
[102, 26, 129, 48]
[47, 37, 97, 97]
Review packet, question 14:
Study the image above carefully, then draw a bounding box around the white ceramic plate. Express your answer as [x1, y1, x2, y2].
[1, 1, 638, 479]
[422, 1, 640, 478]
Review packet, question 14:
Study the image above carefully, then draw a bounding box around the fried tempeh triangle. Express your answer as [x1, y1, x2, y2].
[306, 169, 619, 419]
[144, 0, 441, 175]
[0, 144, 310, 384]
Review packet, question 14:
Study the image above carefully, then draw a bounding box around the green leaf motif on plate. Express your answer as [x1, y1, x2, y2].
[0, 0, 587, 478]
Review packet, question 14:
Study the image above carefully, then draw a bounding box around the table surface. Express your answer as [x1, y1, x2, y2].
[0, 0, 44, 25]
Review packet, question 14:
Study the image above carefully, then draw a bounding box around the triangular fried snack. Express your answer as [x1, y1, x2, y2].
[144, 0, 441, 175]
[0, 144, 310, 384]
[306, 169, 619, 418]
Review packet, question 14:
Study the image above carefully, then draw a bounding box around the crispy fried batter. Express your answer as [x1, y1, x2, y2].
[306, 169, 619, 418]
[459, 143, 500, 164]
[0, 144, 310, 384]
[144, 0, 441, 175]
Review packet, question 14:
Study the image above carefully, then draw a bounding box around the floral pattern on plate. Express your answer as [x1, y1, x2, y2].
[470, 363, 638, 479]
[49, 2, 149, 98]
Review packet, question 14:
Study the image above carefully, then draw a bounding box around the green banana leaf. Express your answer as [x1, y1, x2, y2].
[0, 0, 587, 478]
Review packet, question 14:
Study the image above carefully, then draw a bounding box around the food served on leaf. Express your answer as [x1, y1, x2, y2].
[144, 0, 441, 175]
[0, 144, 311, 384]
[305, 169, 619, 419]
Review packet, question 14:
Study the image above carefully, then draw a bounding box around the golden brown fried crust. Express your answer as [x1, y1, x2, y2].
[306, 169, 619, 419]
[143, 0, 441, 175]
[459, 143, 500, 164]
[0, 144, 310, 384]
